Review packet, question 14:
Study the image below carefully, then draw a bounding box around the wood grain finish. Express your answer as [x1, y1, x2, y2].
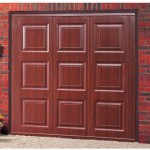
[11, 16, 53, 134]
[53, 16, 89, 136]
[58, 63, 85, 89]
[95, 24, 122, 51]
[58, 25, 86, 51]
[58, 100, 85, 128]
[22, 99, 48, 126]
[23, 25, 49, 52]
[11, 13, 136, 141]
[95, 63, 123, 90]
[22, 62, 48, 89]
[89, 16, 135, 139]
[95, 102, 123, 129]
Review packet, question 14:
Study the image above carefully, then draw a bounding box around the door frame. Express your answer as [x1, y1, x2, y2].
[9, 9, 138, 141]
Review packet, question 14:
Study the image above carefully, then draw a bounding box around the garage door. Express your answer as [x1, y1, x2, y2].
[11, 12, 136, 141]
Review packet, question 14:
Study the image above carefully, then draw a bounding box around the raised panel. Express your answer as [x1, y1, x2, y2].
[57, 100, 85, 128]
[95, 102, 123, 130]
[22, 62, 49, 89]
[58, 24, 86, 51]
[95, 24, 122, 51]
[23, 25, 49, 52]
[58, 63, 85, 90]
[22, 99, 48, 126]
[96, 63, 123, 90]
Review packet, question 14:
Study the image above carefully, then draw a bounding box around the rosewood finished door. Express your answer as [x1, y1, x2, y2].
[11, 12, 136, 141]
[89, 16, 136, 140]
[11, 16, 54, 134]
[53, 16, 90, 136]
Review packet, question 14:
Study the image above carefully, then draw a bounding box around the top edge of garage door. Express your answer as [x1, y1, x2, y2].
[10, 13, 135, 17]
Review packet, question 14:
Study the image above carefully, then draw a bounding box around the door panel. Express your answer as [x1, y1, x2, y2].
[11, 16, 53, 134]
[89, 16, 135, 139]
[53, 17, 90, 135]
[95, 102, 123, 130]
[22, 24, 49, 52]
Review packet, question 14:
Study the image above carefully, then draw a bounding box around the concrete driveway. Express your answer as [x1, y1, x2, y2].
[0, 135, 150, 148]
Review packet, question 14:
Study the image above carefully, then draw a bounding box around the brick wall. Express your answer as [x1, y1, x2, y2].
[0, 3, 150, 143]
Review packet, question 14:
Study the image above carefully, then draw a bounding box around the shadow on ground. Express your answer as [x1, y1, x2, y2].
[0, 139, 13, 143]
[0, 135, 14, 143]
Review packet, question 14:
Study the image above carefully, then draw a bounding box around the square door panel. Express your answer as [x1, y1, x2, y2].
[58, 100, 85, 128]
[95, 102, 123, 130]
[95, 24, 122, 51]
[23, 25, 49, 52]
[22, 62, 48, 89]
[58, 24, 86, 51]
[96, 63, 123, 90]
[58, 63, 85, 90]
[22, 99, 48, 126]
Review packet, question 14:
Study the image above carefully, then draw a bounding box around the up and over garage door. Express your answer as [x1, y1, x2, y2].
[10, 12, 136, 141]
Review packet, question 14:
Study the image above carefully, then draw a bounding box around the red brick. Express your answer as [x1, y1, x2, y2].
[139, 114, 146, 120]
[107, 4, 112, 9]
[146, 41, 150, 45]
[9, 3, 13, 11]
[139, 88, 150, 92]
[124, 3, 138, 9]
[139, 22, 150, 27]
[139, 101, 150, 106]
[139, 3, 147, 9]
[139, 68, 145, 73]
[3, 74, 8, 80]
[101, 4, 107, 10]
[3, 100, 8, 105]
[139, 96, 146, 101]
[78, 3, 83, 10]
[3, 58, 8, 62]
[3, 80, 8, 87]
[138, 31, 150, 40]
[3, 91, 8, 96]
[0, 95, 4, 99]
[3, 66, 8, 71]
[2, 109, 8, 113]
[140, 125, 150, 130]
[139, 60, 146, 64]
[139, 55, 150, 60]
[139, 40, 146, 45]
[143, 14, 150, 18]
[23, 3, 27, 11]
[3, 15, 8, 20]
[139, 82, 150, 87]
[3, 117, 8, 123]
[139, 106, 150, 111]
[146, 78, 150, 82]
[0, 104, 8, 109]
[140, 130, 150, 135]
[146, 60, 150, 64]
[139, 50, 146, 55]
[139, 77, 145, 83]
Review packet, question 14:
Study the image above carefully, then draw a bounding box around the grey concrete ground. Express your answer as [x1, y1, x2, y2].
[0, 135, 150, 148]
